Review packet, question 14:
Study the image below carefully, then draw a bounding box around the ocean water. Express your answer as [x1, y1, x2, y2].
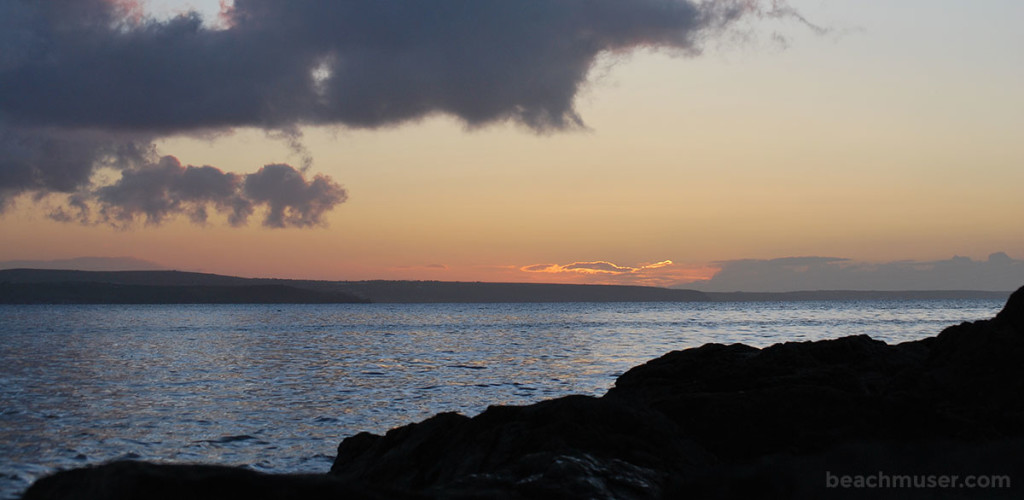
[0, 299, 1005, 498]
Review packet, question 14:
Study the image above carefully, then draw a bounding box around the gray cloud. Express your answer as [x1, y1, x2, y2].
[51, 155, 345, 229]
[93, 156, 251, 227]
[691, 253, 1024, 292]
[0, 125, 150, 210]
[0, 0, 777, 222]
[243, 163, 347, 228]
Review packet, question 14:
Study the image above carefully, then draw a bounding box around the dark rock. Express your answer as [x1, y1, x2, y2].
[24, 286, 1024, 499]
[331, 395, 710, 499]
[327, 285, 1024, 497]
[21, 460, 423, 500]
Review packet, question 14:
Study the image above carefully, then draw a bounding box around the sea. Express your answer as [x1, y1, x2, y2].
[0, 299, 1007, 498]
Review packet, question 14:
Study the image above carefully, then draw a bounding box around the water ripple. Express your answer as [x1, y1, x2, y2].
[0, 300, 1003, 499]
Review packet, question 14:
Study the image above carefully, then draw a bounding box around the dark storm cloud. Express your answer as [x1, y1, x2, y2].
[0, 0, 778, 223]
[1, 0, 752, 132]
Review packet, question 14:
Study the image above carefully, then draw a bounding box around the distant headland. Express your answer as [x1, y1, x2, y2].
[0, 269, 1010, 304]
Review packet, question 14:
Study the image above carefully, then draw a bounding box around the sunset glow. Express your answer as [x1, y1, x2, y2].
[515, 260, 715, 287]
[1, 1, 1022, 290]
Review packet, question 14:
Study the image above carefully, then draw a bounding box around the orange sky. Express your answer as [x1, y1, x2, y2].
[1, 1, 1022, 287]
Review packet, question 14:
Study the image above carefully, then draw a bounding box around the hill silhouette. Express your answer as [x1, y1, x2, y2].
[1, 269, 1010, 304]
[0, 269, 708, 303]
[0, 282, 368, 304]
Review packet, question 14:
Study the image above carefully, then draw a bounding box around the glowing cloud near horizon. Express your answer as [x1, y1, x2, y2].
[523, 260, 672, 275]
[521, 260, 716, 287]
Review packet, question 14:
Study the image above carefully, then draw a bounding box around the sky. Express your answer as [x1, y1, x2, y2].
[1, 0, 1022, 290]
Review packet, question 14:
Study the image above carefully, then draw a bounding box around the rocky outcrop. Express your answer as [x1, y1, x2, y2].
[327, 286, 1024, 498]
[21, 461, 422, 500]
[24, 286, 1024, 499]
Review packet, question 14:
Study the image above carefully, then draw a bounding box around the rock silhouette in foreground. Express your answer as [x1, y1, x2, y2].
[24, 287, 1024, 499]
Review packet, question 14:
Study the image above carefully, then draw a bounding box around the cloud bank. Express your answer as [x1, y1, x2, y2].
[0, 0, 776, 226]
[690, 253, 1024, 292]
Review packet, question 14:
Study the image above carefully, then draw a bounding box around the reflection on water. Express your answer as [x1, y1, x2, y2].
[0, 300, 1003, 498]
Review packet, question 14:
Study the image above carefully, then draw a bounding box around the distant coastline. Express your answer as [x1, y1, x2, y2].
[0, 269, 1010, 304]
[0, 282, 369, 305]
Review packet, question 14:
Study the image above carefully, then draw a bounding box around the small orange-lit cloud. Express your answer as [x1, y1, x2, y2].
[520, 260, 718, 288]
